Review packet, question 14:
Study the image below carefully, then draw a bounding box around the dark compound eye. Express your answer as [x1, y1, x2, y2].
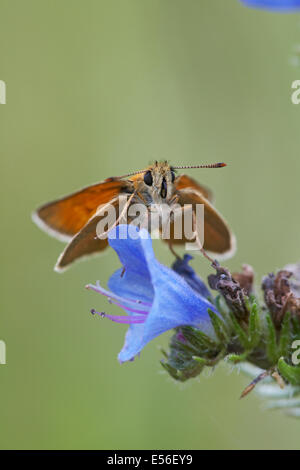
[160, 177, 167, 199]
[144, 170, 153, 186]
[171, 170, 176, 183]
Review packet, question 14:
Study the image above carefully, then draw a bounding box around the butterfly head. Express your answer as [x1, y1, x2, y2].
[118, 160, 226, 204]
[141, 161, 176, 203]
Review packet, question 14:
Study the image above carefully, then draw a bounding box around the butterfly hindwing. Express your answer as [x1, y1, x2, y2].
[163, 188, 235, 258]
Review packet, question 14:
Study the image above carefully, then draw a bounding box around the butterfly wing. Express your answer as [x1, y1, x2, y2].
[174, 174, 214, 202]
[54, 195, 135, 271]
[32, 178, 132, 241]
[163, 188, 235, 258]
[55, 213, 109, 272]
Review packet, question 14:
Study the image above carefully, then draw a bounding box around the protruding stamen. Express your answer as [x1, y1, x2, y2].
[91, 308, 105, 318]
[96, 281, 152, 306]
[110, 301, 148, 315]
[91, 309, 145, 324]
[86, 283, 151, 309]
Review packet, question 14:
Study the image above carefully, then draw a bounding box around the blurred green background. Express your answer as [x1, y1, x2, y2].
[1, 0, 300, 450]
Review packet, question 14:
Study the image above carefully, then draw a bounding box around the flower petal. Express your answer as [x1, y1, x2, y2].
[119, 232, 218, 361]
[107, 225, 154, 305]
[240, 0, 300, 11]
[118, 324, 145, 363]
[106, 225, 218, 363]
[172, 254, 212, 299]
[141, 236, 218, 341]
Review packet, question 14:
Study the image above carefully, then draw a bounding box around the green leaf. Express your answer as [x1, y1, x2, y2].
[265, 313, 279, 365]
[243, 296, 251, 313]
[160, 361, 180, 381]
[160, 348, 169, 360]
[192, 356, 207, 366]
[180, 326, 217, 351]
[249, 302, 261, 348]
[215, 295, 230, 319]
[279, 312, 291, 359]
[208, 309, 229, 345]
[291, 316, 300, 338]
[226, 352, 249, 364]
[229, 312, 250, 349]
[277, 357, 300, 386]
[193, 349, 225, 367]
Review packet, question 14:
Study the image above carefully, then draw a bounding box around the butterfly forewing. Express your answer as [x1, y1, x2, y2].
[174, 174, 214, 202]
[33, 178, 131, 240]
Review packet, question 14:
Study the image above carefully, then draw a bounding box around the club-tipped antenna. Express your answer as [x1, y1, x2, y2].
[117, 169, 146, 179]
[117, 162, 227, 179]
[172, 162, 227, 170]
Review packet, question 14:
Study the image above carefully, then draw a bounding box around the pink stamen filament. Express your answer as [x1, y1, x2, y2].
[86, 283, 151, 309]
[110, 301, 149, 315]
[91, 309, 146, 324]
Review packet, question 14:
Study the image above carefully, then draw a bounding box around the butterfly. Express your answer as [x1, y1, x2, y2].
[32, 161, 235, 271]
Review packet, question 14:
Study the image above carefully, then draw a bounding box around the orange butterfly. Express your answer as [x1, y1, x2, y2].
[32, 161, 235, 271]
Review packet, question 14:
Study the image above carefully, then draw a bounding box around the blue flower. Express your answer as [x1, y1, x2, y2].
[86, 224, 218, 363]
[240, 0, 300, 10]
[172, 254, 212, 300]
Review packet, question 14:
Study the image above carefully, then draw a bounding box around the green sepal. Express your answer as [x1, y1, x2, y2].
[229, 312, 250, 350]
[160, 348, 169, 360]
[291, 316, 300, 338]
[277, 357, 300, 386]
[265, 313, 279, 365]
[248, 302, 261, 348]
[180, 326, 217, 351]
[226, 351, 249, 364]
[279, 312, 292, 359]
[160, 360, 180, 380]
[192, 356, 207, 366]
[215, 295, 230, 319]
[193, 349, 225, 367]
[208, 308, 229, 345]
[160, 358, 205, 382]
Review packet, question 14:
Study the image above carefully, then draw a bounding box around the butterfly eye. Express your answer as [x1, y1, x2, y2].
[144, 171, 153, 186]
[160, 177, 167, 199]
[171, 170, 176, 183]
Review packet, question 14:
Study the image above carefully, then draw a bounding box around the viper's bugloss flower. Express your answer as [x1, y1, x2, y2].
[240, 0, 300, 11]
[172, 254, 211, 299]
[86, 225, 218, 363]
[85, 225, 300, 416]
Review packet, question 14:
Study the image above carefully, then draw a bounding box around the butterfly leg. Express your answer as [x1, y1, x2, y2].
[167, 242, 180, 259]
[169, 194, 180, 205]
[192, 209, 215, 263]
[96, 191, 137, 240]
[166, 195, 181, 259]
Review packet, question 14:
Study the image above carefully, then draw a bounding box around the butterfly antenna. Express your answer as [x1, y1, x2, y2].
[117, 169, 146, 179]
[117, 162, 226, 178]
[172, 163, 227, 170]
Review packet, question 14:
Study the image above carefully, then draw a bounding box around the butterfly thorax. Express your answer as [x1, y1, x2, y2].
[131, 161, 177, 207]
